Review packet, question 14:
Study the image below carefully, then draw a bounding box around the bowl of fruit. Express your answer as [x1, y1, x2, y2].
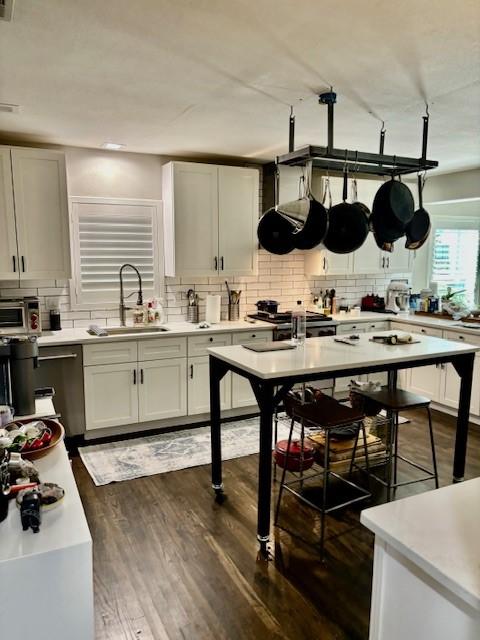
[0, 419, 64, 460]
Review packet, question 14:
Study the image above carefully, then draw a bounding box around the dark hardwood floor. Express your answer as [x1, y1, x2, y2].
[72, 410, 480, 640]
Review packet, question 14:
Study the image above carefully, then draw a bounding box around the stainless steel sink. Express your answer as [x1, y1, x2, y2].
[88, 326, 169, 336]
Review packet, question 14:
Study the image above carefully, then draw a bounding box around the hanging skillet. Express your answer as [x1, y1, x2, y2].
[257, 166, 296, 255]
[277, 161, 328, 250]
[371, 174, 414, 234]
[323, 171, 369, 254]
[405, 174, 431, 250]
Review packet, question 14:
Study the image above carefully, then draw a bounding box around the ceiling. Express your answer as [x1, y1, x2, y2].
[0, 0, 479, 172]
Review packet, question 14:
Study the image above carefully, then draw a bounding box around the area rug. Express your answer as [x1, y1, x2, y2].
[79, 416, 292, 486]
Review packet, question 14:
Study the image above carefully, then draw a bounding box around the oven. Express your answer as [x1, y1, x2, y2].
[0, 298, 41, 336]
[273, 323, 337, 342]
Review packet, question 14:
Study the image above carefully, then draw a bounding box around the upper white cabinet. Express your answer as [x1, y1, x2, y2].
[304, 248, 352, 276]
[0, 149, 18, 280]
[163, 161, 259, 277]
[0, 146, 71, 281]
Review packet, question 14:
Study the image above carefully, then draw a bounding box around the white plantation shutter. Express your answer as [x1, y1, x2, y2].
[70, 198, 163, 308]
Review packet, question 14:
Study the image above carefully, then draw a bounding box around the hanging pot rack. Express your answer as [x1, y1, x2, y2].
[277, 91, 438, 177]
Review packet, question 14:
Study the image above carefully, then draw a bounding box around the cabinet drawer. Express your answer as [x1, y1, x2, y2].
[443, 330, 480, 347]
[337, 322, 366, 334]
[393, 322, 443, 338]
[188, 333, 232, 357]
[232, 330, 273, 345]
[138, 336, 187, 361]
[83, 341, 137, 366]
[364, 321, 390, 332]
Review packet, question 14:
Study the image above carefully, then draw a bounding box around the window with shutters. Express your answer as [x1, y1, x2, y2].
[69, 198, 163, 309]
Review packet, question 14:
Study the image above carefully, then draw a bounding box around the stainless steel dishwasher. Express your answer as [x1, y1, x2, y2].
[34, 344, 85, 436]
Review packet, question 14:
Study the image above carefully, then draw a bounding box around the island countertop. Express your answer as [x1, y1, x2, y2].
[207, 330, 480, 380]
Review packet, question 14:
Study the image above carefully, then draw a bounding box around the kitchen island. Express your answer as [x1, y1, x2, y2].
[361, 478, 480, 640]
[208, 330, 479, 555]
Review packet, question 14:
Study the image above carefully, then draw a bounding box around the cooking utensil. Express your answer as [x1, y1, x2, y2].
[323, 172, 369, 254]
[371, 176, 414, 237]
[225, 281, 231, 304]
[256, 300, 279, 314]
[257, 166, 297, 254]
[405, 175, 431, 250]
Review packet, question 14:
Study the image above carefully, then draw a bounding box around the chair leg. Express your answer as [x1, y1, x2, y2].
[426, 406, 439, 489]
[299, 418, 305, 492]
[319, 429, 330, 559]
[392, 410, 400, 497]
[386, 412, 395, 502]
[360, 421, 371, 491]
[274, 417, 295, 525]
[349, 424, 360, 478]
[273, 408, 278, 482]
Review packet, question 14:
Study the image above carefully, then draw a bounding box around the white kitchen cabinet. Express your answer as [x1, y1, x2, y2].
[0, 148, 18, 279]
[408, 364, 442, 400]
[138, 358, 187, 422]
[304, 248, 352, 276]
[231, 330, 273, 408]
[11, 147, 71, 279]
[352, 233, 383, 274]
[84, 362, 138, 430]
[163, 161, 259, 277]
[187, 355, 231, 415]
[440, 331, 480, 416]
[382, 244, 413, 273]
[218, 166, 258, 276]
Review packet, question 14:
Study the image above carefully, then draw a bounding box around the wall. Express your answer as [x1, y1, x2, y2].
[423, 168, 480, 203]
[0, 145, 412, 328]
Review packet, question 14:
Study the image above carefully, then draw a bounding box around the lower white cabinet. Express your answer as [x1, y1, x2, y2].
[231, 330, 273, 408]
[84, 362, 138, 430]
[188, 356, 231, 415]
[138, 358, 187, 422]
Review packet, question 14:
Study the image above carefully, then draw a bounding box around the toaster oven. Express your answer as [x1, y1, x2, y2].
[0, 297, 41, 336]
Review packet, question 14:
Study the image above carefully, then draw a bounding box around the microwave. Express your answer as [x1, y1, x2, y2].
[0, 297, 41, 336]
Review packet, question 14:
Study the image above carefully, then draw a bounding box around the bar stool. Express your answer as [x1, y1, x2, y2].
[274, 390, 371, 558]
[351, 386, 439, 501]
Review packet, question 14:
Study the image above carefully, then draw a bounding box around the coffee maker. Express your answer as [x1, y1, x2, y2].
[0, 336, 39, 416]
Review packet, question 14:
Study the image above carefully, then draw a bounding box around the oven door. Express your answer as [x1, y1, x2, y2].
[0, 302, 25, 335]
[308, 326, 337, 338]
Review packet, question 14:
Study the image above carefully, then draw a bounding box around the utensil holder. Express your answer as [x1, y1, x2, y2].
[228, 304, 240, 321]
[187, 306, 199, 323]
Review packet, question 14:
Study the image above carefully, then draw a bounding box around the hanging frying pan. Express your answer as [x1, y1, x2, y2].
[405, 175, 431, 250]
[372, 176, 414, 234]
[277, 162, 328, 250]
[323, 171, 369, 254]
[257, 166, 296, 254]
[350, 170, 371, 218]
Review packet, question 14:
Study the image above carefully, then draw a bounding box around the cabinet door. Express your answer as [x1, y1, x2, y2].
[324, 251, 352, 276]
[188, 355, 231, 415]
[218, 166, 258, 276]
[231, 330, 272, 408]
[169, 162, 219, 277]
[409, 364, 441, 401]
[84, 363, 138, 430]
[441, 355, 480, 416]
[352, 233, 383, 274]
[304, 248, 327, 276]
[11, 148, 71, 279]
[0, 148, 18, 279]
[383, 244, 412, 273]
[138, 358, 187, 422]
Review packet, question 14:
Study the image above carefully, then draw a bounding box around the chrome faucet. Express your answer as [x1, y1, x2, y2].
[119, 264, 143, 326]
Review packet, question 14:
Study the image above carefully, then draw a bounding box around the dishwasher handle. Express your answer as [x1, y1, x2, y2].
[38, 354, 78, 361]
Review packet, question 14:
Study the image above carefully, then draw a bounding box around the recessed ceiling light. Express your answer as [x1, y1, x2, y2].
[101, 142, 125, 150]
[0, 103, 20, 113]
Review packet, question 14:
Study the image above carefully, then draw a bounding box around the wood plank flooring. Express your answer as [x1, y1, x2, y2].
[72, 410, 480, 640]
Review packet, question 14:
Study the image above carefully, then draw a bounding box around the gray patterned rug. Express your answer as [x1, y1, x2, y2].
[79, 416, 292, 486]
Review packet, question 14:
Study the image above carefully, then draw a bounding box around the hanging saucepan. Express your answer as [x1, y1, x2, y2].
[257, 165, 296, 255]
[277, 162, 328, 250]
[405, 174, 431, 250]
[371, 175, 414, 233]
[323, 171, 369, 254]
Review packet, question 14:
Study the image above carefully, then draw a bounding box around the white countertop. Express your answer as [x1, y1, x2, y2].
[361, 478, 480, 610]
[207, 330, 479, 380]
[37, 319, 272, 347]
[0, 442, 91, 564]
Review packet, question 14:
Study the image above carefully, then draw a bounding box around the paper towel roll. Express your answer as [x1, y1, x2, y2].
[205, 295, 221, 324]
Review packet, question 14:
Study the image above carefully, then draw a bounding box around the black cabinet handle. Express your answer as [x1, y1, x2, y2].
[190, 364, 194, 379]
[140, 369, 144, 384]
[209, 337, 213, 342]
[12, 256, 16, 272]
[133, 370, 137, 385]
[214, 256, 218, 271]
[252, 334, 256, 338]
[220, 256, 224, 270]
[21, 256, 25, 272]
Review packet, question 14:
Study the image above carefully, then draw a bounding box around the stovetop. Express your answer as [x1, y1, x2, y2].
[248, 311, 334, 325]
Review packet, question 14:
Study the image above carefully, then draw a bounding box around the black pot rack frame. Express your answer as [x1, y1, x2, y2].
[277, 91, 438, 177]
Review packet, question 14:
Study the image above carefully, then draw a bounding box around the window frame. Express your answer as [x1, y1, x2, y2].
[69, 196, 164, 311]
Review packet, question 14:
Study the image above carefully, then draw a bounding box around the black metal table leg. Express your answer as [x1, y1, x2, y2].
[452, 353, 475, 483]
[253, 380, 276, 558]
[209, 356, 229, 502]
